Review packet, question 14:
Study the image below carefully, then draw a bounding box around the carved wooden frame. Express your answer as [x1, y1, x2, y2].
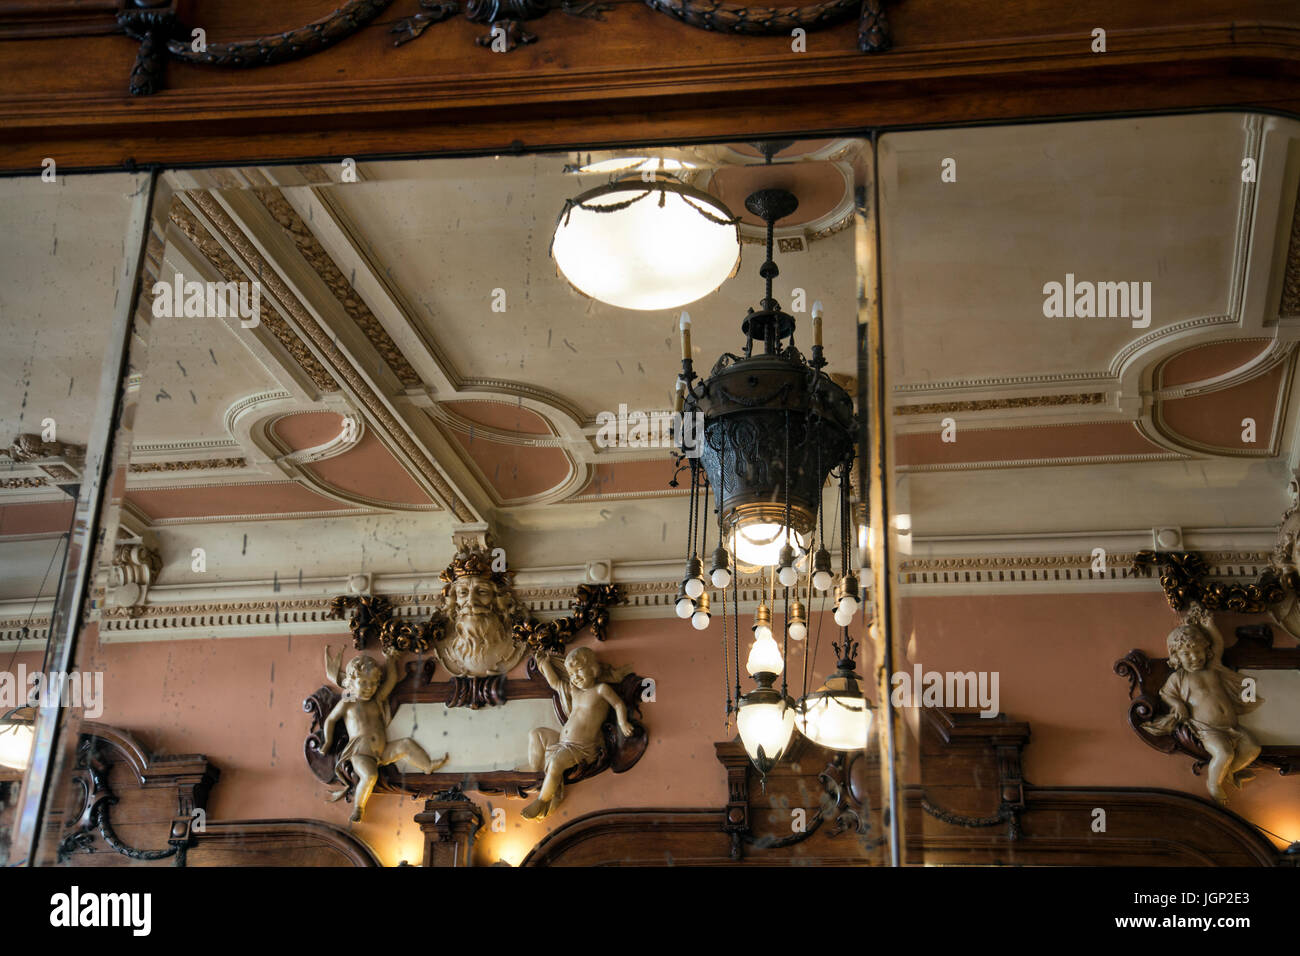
[304, 655, 649, 800]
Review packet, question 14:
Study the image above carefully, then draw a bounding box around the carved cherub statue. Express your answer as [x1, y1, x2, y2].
[1141, 607, 1263, 805]
[319, 645, 449, 822]
[519, 646, 635, 821]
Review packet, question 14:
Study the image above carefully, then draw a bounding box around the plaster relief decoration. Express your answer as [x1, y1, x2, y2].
[2, 432, 85, 495]
[305, 529, 642, 810]
[1130, 607, 1262, 805]
[1266, 475, 1300, 638]
[316, 644, 451, 822]
[518, 645, 637, 820]
[104, 543, 162, 614]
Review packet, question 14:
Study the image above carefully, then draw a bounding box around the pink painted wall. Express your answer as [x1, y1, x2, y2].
[49, 610, 845, 866]
[898, 592, 1300, 851]
[12, 589, 1295, 864]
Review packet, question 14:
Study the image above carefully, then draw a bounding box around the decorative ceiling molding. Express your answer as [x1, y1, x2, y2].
[428, 403, 564, 448]
[186, 189, 477, 521]
[167, 199, 339, 394]
[1282, 183, 1300, 317]
[893, 393, 1106, 416]
[1151, 337, 1282, 401]
[1145, 348, 1295, 460]
[899, 549, 1273, 595]
[128, 458, 248, 473]
[249, 185, 423, 388]
[897, 451, 1182, 474]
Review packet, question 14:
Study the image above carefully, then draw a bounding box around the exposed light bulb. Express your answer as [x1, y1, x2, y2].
[834, 604, 853, 627]
[746, 633, 784, 676]
[813, 570, 833, 592]
[691, 608, 711, 630]
[788, 620, 807, 641]
[708, 545, 731, 589]
[778, 565, 798, 587]
[675, 597, 695, 619]
[684, 577, 704, 599]
[753, 623, 773, 643]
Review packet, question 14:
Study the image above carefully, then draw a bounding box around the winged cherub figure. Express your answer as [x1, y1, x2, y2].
[319, 644, 449, 822]
[1141, 607, 1263, 805]
[518, 646, 635, 820]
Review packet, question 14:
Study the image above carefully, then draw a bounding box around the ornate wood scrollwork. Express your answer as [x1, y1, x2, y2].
[55, 726, 218, 866]
[115, 0, 892, 94]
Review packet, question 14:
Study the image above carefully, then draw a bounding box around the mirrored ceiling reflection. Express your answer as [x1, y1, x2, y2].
[880, 112, 1300, 859]
[0, 172, 149, 864]
[882, 113, 1300, 547]
[41, 139, 879, 867]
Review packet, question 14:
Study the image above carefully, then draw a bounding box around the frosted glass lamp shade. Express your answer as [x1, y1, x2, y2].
[551, 181, 739, 311]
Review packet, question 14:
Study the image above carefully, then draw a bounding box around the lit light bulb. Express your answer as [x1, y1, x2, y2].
[753, 622, 773, 642]
[675, 596, 695, 619]
[684, 577, 704, 599]
[746, 633, 784, 676]
[811, 548, 833, 591]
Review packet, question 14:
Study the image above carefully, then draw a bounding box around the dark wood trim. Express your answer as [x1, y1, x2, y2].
[0, 7, 1298, 170]
[192, 818, 382, 867]
[521, 784, 1288, 866]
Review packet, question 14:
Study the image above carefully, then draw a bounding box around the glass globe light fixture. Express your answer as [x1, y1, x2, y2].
[551, 180, 740, 311]
[732, 522, 808, 569]
[796, 643, 873, 751]
[736, 679, 796, 776]
[0, 707, 36, 771]
[746, 631, 784, 677]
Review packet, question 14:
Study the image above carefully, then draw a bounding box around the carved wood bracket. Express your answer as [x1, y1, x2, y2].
[115, 0, 891, 95]
[55, 724, 218, 866]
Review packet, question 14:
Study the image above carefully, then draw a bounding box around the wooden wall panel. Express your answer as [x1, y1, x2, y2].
[0, 1, 1297, 169]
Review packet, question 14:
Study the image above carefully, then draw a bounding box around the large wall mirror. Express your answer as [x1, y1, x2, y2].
[2, 112, 1298, 868]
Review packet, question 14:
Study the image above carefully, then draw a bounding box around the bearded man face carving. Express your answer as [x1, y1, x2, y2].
[435, 574, 527, 677]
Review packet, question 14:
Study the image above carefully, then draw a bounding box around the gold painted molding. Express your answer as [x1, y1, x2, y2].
[168, 200, 339, 393]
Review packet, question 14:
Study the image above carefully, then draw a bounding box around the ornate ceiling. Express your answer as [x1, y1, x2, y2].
[3, 114, 1300, 643]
